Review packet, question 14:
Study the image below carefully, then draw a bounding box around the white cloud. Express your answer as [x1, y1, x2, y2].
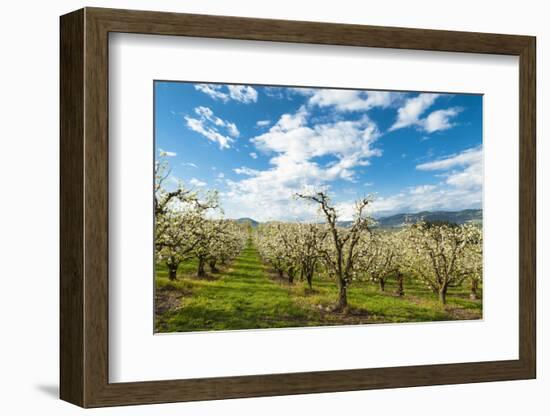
[193, 106, 239, 137]
[226, 123, 239, 138]
[409, 184, 437, 195]
[227, 85, 258, 103]
[189, 177, 207, 187]
[256, 119, 271, 128]
[390, 93, 461, 133]
[333, 201, 358, 222]
[217, 172, 225, 179]
[416, 146, 482, 172]
[390, 93, 439, 131]
[423, 107, 462, 133]
[158, 149, 177, 157]
[194, 83, 258, 103]
[287, 87, 317, 96]
[181, 162, 198, 168]
[365, 147, 483, 217]
[369, 184, 481, 217]
[185, 118, 232, 149]
[419, 147, 483, 191]
[233, 167, 261, 176]
[251, 106, 380, 167]
[263, 87, 286, 99]
[194, 84, 228, 101]
[249, 152, 258, 159]
[221, 107, 382, 221]
[307, 89, 398, 112]
[184, 106, 239, 149]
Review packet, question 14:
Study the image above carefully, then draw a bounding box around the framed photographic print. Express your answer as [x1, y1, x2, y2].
[60, 7, 536, 408]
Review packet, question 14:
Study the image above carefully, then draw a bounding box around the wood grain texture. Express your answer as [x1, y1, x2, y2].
[518, 38, 537, 375]
[59, 7, 537, 408]
[59, 8, 84, 407]
[88, 7, 532, 55]
[83, 10, 110, 406]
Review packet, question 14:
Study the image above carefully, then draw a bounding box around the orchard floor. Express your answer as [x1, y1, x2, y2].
[155, 240, 482, 333]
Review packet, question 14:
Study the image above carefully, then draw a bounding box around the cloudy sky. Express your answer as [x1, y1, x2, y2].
[155, 81, 482, 222]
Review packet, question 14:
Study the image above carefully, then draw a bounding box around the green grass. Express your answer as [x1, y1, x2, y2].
[155, 240, 482, 333]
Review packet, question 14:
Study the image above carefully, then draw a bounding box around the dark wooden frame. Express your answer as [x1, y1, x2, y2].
[60, 7, 536, 408]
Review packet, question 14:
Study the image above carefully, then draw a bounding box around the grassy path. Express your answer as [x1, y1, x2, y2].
[156, 240, 321, 332]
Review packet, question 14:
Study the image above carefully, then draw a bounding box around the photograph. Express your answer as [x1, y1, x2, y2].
[153, 81, 483, 333]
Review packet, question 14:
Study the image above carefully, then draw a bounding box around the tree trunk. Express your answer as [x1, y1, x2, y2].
[306, 273, 313, 289]
[209, 259, 218, 273]
[395, 273, 405, 297]
[277, 269, 284, 279]
[197, 257, 206, 278]
[438, 286, 448, 304]
[469, 279, 479, 300]
[335, 280, 348, 311]
[379, 279, 386, 292]
[168, 263, 178, 281]
[288, 267, 295, 284]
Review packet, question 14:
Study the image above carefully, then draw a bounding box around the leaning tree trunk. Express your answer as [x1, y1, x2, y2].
[197, 257, 207, 278]
[469, 279, 479, 300]
[395, 272, 405, 297]
[167, 262, 179, 281]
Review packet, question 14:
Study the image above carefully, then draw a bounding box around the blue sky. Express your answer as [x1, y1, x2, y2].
[155, 81, 482, 222]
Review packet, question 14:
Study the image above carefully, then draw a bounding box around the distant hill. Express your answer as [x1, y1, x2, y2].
[236, 217, 260, 227]
[374, 209, 482, 229]
[233, 209, 482, 229]
[335, 209, 482, 229]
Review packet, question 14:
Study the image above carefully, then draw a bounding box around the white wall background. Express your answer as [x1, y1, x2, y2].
[0, 1, 545, 414]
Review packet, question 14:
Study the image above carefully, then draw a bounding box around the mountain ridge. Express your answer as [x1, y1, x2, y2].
[371, 208, 482, 229]
[235, 209, 482, 228]
[235, 217, 260, 227]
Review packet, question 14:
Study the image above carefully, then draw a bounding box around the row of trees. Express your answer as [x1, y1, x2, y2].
[155, 158, 247, 280]
[255, 222, 328, 289]
[155, 156, 482, 309]
[255, 192, 482, 310]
